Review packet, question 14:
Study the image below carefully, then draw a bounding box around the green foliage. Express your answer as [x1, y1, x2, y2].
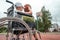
[0, 27, 7, 33]
[36, 6, 52, 32]
[41, 6, 52, 32]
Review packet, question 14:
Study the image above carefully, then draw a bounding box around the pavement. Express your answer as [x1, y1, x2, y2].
[0, 32, 60, 40]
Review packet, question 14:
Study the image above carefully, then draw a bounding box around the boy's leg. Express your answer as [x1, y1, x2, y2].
[32, 29, 38, 40]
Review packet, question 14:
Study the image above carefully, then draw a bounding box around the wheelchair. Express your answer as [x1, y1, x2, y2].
[0, 0, 33, 40]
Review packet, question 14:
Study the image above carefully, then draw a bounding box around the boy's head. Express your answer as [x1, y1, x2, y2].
[15, 2, 23, 11]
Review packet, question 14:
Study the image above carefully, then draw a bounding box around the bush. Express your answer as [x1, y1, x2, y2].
[0, 27, 7, 33]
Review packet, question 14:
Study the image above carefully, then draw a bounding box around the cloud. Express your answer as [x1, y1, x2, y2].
[44, 0, 60, 25]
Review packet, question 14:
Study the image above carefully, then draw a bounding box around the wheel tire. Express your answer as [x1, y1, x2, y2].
[0, 17, 32, 40]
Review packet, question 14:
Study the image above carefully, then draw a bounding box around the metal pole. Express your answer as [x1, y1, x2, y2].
[37, 16, 38, 30]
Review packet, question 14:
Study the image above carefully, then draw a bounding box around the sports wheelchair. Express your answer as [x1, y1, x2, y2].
[0, 0, 33, 40]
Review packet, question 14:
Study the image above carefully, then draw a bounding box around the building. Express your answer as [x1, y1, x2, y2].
[49, 23, 60, 32]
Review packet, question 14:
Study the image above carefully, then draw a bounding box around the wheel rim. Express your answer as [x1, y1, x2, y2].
[0, 17, 32, 40]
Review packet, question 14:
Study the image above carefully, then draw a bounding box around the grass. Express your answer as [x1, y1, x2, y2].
[40, 32, 60, 35]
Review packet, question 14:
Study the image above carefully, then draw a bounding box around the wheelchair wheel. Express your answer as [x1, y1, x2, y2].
[0, 17, 32, 40]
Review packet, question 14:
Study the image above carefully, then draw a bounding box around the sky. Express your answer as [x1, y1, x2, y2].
[0, 0, 60, 25]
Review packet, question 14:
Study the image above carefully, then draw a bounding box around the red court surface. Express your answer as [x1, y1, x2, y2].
[0, 33, 60, 40]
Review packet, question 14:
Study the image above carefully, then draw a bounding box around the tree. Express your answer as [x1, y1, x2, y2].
[41, 6, 52, 32]
[0, 27, 7, 33]
[36, 6, 52, 32]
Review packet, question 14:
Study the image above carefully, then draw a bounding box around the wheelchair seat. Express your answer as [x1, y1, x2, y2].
[12, 21, 28, 35]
